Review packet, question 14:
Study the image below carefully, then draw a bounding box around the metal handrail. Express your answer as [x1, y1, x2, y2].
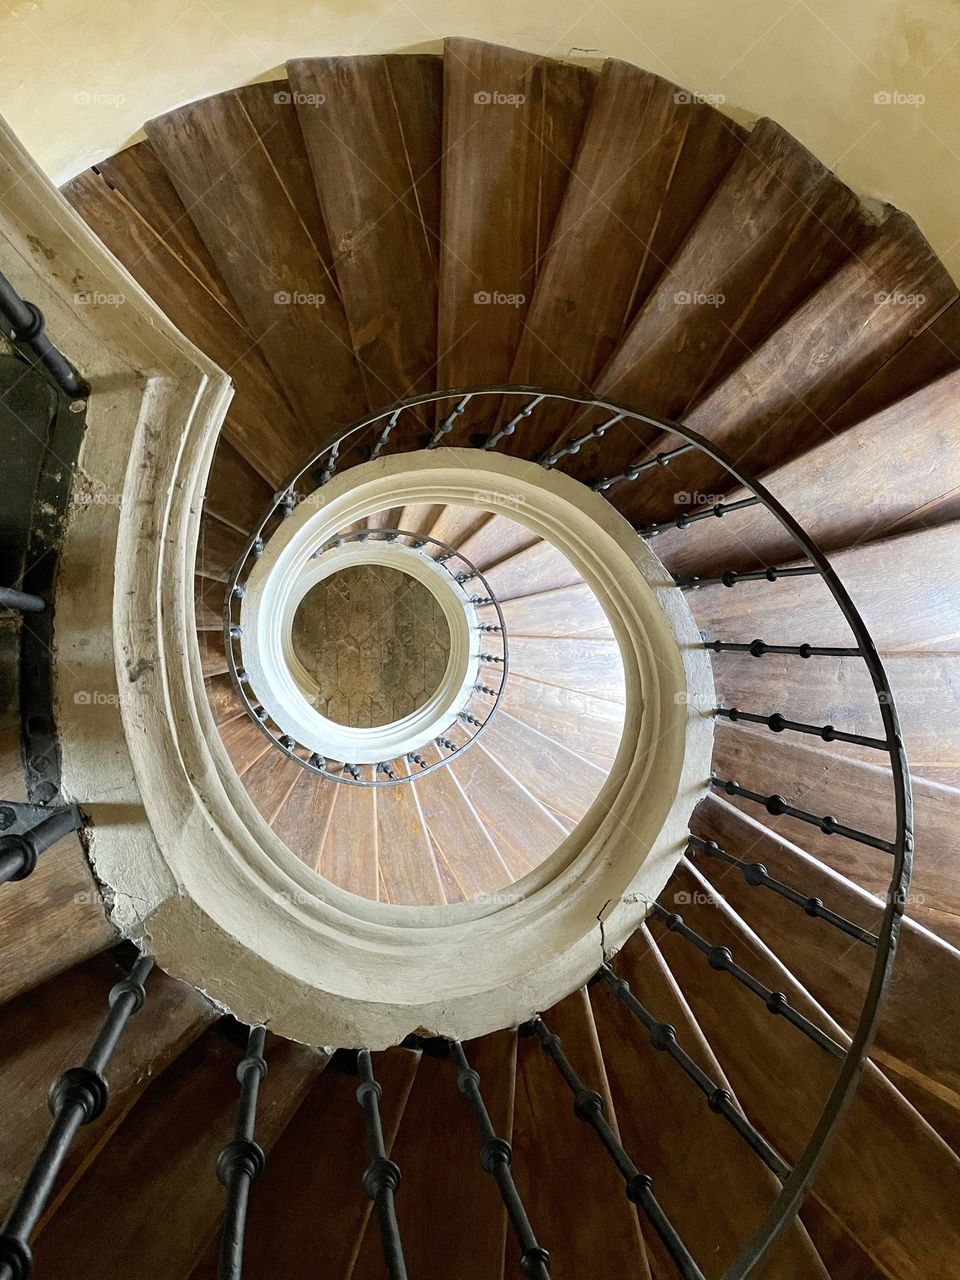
[211, 383, 910, 1280]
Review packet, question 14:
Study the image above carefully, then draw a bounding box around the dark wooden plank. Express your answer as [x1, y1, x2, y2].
[651, 366, 960, 579]
[204, 437, 272, 534]
[508, 635, 625, 701]
[145, 83, 365, 441]
[436, 39, 595, 440]
[456, 513, 539, 572]
[566, 120, 861, 481]
[499, 583, 615, 638]
[271, 772, 340, 870]
[375, 782, 445, 905]
[592, 925, 828, 1279]
[611, 212, 958, 525]
[481, 539, 584, 601]
[197, 512, 246, 582]
[502, 61, 742, 459]
[711, 721, 960, 949]
[195, 575, 225, 630]
[219, 714, 272, 776]
[62, 157, 309, 487]
[0, 835, 115, 1007]
[509, 988, 653, 1276]
[203, 673, 244, 726]
[501, 677, 623, 765]
[188, 1049, 419, 1280]
[288, 54, 442, 443]
[197, 628, 228, 678]
[690, 795, 960, 1154]
[0, 956, 214, 1221]
[242, 749, 303, 826]
[31, 1028, 326, 1280]
[651, 862, 960, 1280]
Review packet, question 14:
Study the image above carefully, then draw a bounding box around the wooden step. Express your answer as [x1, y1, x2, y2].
[320, 781, 378, 899]
[396, 502, 444, 537]
[424, 503, 490, 555]
[197, 512, 246, 582]
[451, 745, 567, 879]
[203, 438, 272, 535]
[652, 861, 960, 1280]
[197, 628, 229, 678]
[271, 772, 340, 870]
[435, 39, 595, 442]
[498, 582, 615, 638]
[0, 833, 115, 1008]
[502, 60, 743, 459]
[0, 956, 214, 1223]
[287, 54, 442, 444]
[415, 765, 514, 901]
[508, 635, 625, 702]
[241, 750, 304, 827]
[31, 1027, 326, 1279]
[592, 925, 829, 1279]
[510, 988, 653, 1275]
[187, 1049, 420, 1280]
[565, 119, 862, 480]
[481, 540, 584, 601]
[375, 781, 445, 905]
[650, 367, 960, 579]
[608, 212, 958, 526]
[690, 794, 960, 1155]
[688, 523, 960, 654]
[501, 677, 623, 766]
[455, 514, 540, 573]
[62, 152, 309, 487]
[481, 711, 610, 824]
[145, 82, 365, 441]
[712, 722, 960, 949]
[203, 673, 244, 727]
[352, 1036, 514, 1277]
[219, 715, 272, 776]
[194, 576, 224, 630]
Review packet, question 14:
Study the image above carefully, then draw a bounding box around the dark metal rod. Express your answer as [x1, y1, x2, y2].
[711, 777, 895, 855]
[0, 587, 46, 614]
[638, 496, 761, 538]
[598, 965, 790, 1181]
[675, 565, 820, 590]
[0, 956, 153, 1279]
[688, 836, 879, 947]
[451, 1042, 550, 1279]
[0, 272, 88, 399]
[593, 442, 697, 492]
[356, 1050, 407, 1280]
[484, 394, 545, 450]
[531, 1018, 706, 1280]
[539, 411, 625, 467]
[217, 1026, 268, 1280]
[0, 807, 81, 885]
[651, 904, 845, 1058]
[716, 706, 888, 751]
[703, 639, 862, 659]
[429, 394, 473, 447]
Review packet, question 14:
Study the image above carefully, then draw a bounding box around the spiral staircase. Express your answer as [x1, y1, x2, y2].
[0, 35, 958, 1280]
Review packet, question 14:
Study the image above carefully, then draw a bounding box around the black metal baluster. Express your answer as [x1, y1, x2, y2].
[651, 904, 845, 1057]
[529, 1018, 706, 1280]
[597, 965, 789, 1181]
[406, 752, 428, 771]
[716, 706, 888, 751]
[0, 955, 153, 1279]
[539, 412, 625, 468]
[0, 806, 81, 885]
[370, 407, 404, 460]
[592, 442, 697, 493]
[688, 836, 879, 946]
[428, 394, 473, 447]
[450, 1041, 550, 1279]
[356, 1050, 407, 1280]
[710, 777, 895, 854]
[674, 565, 820, 590]
[483, 395, 545, 451]
[0, 271, 88, 398]
[318, 440, 341, 485]
[637, 496, 761, 538]
[703, 638, 862, 659]
[216, 1026, 268, 1280]
[377, 762, 398, 782]
[436, 736, 457, 753]
[0, 587, 46, 613]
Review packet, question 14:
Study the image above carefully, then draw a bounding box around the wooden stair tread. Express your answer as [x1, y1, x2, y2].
[455, 513, 540, 573]
[321, 782, 378, 899]
[501, 677, 624, 765]
[436, 38, 595, 440]
[499, 582, 615, 638]
[144, 83, 364, 441]
[481, 539, 584, 602]
[651, 862, 960, 1280]
[415, 765, 514, 901]
[690, 794, 960, 1151]
[31, 1028, 326, 1279]
[203, 438, 272, 536]
[219, 714, 273, 776]
[203, 673, 244, 727]
[242, 750, 304, 827]
[287, 54, 442, 436]
[374, 782, 445, 906]
[271, 772, 339, 870]
[508, 634, 626, 702]
[592, 925, 828, 1279]
[197, 629, 228, 678]
[503, 59, 743, 459]
[481, 711, 609, 824]
[0, 957, 214, 1223]
[197, 512, 246, 583]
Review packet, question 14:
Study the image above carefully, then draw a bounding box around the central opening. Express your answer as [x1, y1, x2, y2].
[291, 564, 451, 727]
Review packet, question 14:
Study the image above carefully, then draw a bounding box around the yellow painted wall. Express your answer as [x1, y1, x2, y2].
[0, 0, 958, 280]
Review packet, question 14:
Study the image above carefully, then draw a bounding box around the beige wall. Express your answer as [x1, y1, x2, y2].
[0, 0, 958, 281]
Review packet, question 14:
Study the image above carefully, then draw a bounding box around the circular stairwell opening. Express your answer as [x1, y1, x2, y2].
[291, 565, 451, 728]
